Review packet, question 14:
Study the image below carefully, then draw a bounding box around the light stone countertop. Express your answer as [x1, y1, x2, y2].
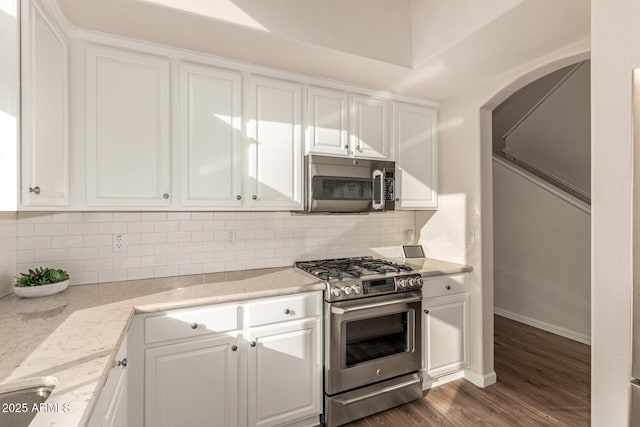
[0, 267, 324, 427]
[0, 258, 471, 427]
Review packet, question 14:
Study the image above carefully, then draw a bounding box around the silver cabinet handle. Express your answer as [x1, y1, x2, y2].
[29, 187, 41, 195]
[252, 195, 257, 200]
[250, 341, 256, 347]
[190, 323, 198, 329]
[231, 345, 238, 352]
[236, 195, 242, 200]
[163, 193, 169, 199]
[112, 358, 127, 368]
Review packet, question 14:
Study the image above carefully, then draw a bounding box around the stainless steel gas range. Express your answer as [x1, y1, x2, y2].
[294, 257, 424, 427]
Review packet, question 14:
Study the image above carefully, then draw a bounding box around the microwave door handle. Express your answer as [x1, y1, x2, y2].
[372, 170, 384, 210]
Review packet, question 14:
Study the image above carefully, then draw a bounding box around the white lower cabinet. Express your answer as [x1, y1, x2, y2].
[144, 334, 240, 427]
[422, 274, 470, 384]
[128, 292, 322, 427]
[88, 338, 128, 427]
[247, 318, 322, 427]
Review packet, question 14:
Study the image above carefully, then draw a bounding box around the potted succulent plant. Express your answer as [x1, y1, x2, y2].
[14, 267, 70, 298]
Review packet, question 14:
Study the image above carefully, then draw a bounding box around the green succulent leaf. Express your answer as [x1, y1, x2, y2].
[15, 267, 69, 287]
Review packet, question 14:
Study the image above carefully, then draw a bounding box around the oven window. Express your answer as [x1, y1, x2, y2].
[344, 312, 409, 367]
[313, 176, 372, 200]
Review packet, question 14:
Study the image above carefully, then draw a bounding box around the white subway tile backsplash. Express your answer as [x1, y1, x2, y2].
[127, 222, 155, 233]
[11, 211, 415, 286]
[99, 269, 128, 283]
[84, 212, 113, 223]
[18, 236, 51, 250]
[17, 224, 34, 237]
[34, 223, 68, 236]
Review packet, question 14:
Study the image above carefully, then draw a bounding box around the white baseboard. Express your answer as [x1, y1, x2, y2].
[464, 370, 497, 388]
[422, 370, 465, 390]
[494, 307, 591, 345]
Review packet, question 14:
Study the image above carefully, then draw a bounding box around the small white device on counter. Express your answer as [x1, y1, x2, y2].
[402, 244, 425, 259]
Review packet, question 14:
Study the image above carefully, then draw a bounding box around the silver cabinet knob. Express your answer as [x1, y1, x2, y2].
[445, 285, 451, 290]
[250, 341, 256, 347]
[236, 195, 242, 200]
[356, 145, 361, 151]
[424, 309, 429, 314]
[190, 323, 198, 329]
[252, 195, 257, 200]
[376, 369, 383, 376]
[112, 358, 127, 368]
[395, 198, 400, 202]
[163, 193, 169, 199]
[29, 186, 41, 195]
[231, 345, 238, 352]
[345, 144, 349, 149]
[284, 309, 292, 315]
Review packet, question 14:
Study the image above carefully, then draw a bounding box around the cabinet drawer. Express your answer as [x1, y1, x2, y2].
[145, 304, 239, 344]
[422, 273, 469, 299]
[245, 292, 321, 327]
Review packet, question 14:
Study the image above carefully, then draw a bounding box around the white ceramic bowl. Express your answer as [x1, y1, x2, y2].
[13, 279, 70, 298]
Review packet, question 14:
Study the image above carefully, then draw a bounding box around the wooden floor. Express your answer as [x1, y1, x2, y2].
[344, 315, 591, 427]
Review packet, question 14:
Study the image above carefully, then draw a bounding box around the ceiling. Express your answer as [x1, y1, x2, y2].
[55, 0, 590, 101]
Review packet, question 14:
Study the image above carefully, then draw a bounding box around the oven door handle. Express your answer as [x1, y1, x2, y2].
[330, 295, 421, 315]
[333, 376, 422, 406]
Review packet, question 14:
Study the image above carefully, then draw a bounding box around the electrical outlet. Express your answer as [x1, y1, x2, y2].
[113, 234, 126, 251]
[226, 231, 236, 247]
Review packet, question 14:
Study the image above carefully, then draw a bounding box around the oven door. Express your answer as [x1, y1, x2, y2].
[325, 291, 422, 395]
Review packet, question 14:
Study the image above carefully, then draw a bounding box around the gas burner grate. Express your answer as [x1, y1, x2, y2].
[294, 256, 413, 281]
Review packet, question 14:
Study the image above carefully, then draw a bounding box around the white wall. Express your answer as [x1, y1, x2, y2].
[417, 39, 590, 380]
[503, 62, 591, 195]
[0, 212, 17, 298]
[493, 160, 590, 343]
[591, 0, 640, 424]
[15, 211, 415, 286]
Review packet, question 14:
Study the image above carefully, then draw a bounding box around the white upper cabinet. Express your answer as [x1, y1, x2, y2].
[307, 87, 349, 156]
[85, 45, 171, 207]
[247, 76, 303, 210]
[393, 102, 438, 209]
[351, 95, 390, 159]
[179, 63, 242, 208]
[21, 0, 69, 207]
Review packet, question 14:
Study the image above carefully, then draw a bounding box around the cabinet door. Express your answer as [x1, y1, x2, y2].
[103, 368, 127, 427]
[307, 87, 349, 156]
[85, 45, 171, 207]
[423, 294, 469, 378]
[393, 102, 438, 209]
[21, 0, 69, 206]
[145, 334, 239, 427]
[179, 63, 242, 207]
[247, 76, 303, 210]
[247, 318, 322, 427]
[351, 95, 390, 159]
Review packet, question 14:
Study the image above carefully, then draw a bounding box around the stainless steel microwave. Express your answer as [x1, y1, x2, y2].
[304, 155, 396, 213]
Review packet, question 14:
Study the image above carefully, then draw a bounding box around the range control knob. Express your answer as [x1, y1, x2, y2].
[352, 285, 362, 294]
[331, 287, 342, 297]
[343, 286, 353, 295]
[408, 278, 416, 287]
[416, 277, 424, 286]
[398, 279, 407, 288]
